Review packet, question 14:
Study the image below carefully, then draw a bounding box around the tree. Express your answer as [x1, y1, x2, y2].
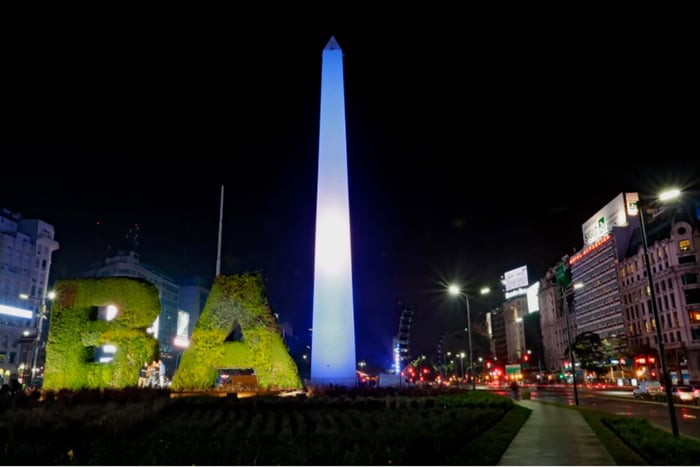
[566, 331, 606, 373]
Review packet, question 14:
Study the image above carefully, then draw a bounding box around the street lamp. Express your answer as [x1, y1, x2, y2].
[637, 188, 681, 438]
[459, 352, 466, 381]
[564, 281, 582, 406]
[29, 290, 55, 387]
[448, 284, 490, 390]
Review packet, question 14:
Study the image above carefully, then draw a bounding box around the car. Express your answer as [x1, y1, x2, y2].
[692, 386, 700, 399]
[633, 380, 663, 398]
[671, 385, 696, 402]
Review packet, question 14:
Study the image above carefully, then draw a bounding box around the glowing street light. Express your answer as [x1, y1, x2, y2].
[448, 284, 490, 390]
[636, 188, 681, 438]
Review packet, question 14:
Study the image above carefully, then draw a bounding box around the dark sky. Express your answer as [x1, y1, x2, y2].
[2, 19, 698, 372]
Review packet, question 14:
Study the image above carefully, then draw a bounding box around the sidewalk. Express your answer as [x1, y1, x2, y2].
[497, 400, 616, 465]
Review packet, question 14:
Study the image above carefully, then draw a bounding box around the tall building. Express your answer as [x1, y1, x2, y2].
[570, 193, 639, 356]
[81, 250, 180, 375]
[310, 36, 357, 386]
[178, 277, 210, 338]
[488, 306, 508, 365]
[0, 208, 59, 384]
[174, 278, 210, 369]
[539, 266, 571, 373]
[537, 194, 638, 377]
[503, 295, 528, 363]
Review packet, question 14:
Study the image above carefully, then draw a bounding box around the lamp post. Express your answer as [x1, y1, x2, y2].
[560, 281, 580, 406]
[637, 189, 680, 438]
[445, 351, 452, 378]
[448, 284, 490, 390]
[29, 290, 55, 388]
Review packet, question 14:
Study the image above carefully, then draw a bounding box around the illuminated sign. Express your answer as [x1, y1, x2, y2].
[581, 192, 638, 246]
[0, 304, 33, 319]
[504, 265, 528, 292]
[526, 282, 540, 313]
[569, 234, 612, 265]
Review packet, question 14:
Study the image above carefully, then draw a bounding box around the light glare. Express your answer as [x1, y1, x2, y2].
[659, 189, 681, 201]
[105, 305, 118, 321]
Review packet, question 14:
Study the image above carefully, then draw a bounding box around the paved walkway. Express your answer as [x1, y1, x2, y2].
[497, 400, 616, 465]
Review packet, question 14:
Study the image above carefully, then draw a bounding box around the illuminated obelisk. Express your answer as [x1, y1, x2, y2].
[310, 36, 356, 386]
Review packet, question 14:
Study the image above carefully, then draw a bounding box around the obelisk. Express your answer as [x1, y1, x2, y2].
[310, 36, 357, 386]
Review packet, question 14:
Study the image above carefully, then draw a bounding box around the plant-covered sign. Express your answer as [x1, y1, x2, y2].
[43, 277, 161, 390]
[171, 272, 302, 391]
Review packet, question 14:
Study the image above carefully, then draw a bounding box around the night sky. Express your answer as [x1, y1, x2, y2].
[2, 21, 698, 372]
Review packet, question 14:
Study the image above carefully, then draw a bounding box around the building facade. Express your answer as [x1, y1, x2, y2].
[618, 205, 700, 385]
[569, 234, 628, 355]
[0, 208, 59, 384]
[538, 267, 570, 373]
[503, 295, 528, 363]
[532, 194, 700, 386]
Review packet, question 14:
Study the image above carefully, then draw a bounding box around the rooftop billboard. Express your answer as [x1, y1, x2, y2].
[581, 192, 639, 247]
[504, 265, 528, 292]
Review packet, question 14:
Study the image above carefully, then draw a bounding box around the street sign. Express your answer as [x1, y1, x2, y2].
[506, 364, 521, 375]
[555, 263, 572, 288]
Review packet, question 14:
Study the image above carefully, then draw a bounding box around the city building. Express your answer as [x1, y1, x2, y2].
[177, 278, 210, 338]
[537, 193, 638, 378]
[538, 266, 572, 374]
[488, 305, 508, 365]
[618, 200, 700, 384]
[0, 208, 59, 384]
[503, 295, 528, 363]
[533, 192, 700, 387]
[174, 279, 210, 369]
[570, 193, 640, 358]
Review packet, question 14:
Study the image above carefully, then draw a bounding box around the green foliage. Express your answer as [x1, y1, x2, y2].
[171, 272, 302, 391]
[602, 416, 700, 465]
[435, 390, 514, 410]
[577, 406, 648, 466]
[43, 277, 161, 390]
[569, 331, 607, 373]
[0, 390, 520, 465]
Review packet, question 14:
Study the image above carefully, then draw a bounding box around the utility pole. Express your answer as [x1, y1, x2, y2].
[556, 259, 579, 406]
[215, 185, 224, 277]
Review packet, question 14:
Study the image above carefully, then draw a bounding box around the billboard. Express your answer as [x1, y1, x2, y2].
[526, 282, 540, 313]
[504, 265, 528, 292]
[582, 192, 638, 247]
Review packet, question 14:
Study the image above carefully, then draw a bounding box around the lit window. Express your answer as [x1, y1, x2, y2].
[679, 239, 691, 252]
[689, 310, 700, 324]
